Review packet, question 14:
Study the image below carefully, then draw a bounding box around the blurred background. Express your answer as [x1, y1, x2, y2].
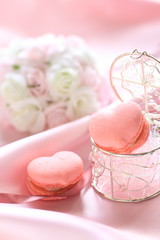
[0, 0, 160, 70]
[0, 0, 160, 144]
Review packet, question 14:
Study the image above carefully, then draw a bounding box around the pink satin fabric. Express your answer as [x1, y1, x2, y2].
[0, 206, 131, 240]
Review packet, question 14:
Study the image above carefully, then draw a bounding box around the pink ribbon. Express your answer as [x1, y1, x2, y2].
[0, 165, 92, 204]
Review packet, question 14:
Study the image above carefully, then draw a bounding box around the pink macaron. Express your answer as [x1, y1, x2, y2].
[26, 151, 84, 196]
[89, 101, 150, 154]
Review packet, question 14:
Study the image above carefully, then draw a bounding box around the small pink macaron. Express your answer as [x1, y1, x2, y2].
[26, 151, 84, 197]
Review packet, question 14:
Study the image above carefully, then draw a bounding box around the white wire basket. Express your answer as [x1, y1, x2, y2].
[90, 124, 160, 202]
[90, 50, 160, 202]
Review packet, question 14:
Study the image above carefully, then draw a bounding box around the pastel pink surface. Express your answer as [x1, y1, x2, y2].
[27, 151, 83, 189]
[89, 101, 149, 153]
[0, 205, 129, 240]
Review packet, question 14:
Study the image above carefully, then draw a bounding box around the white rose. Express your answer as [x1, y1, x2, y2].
[36, 34, 60, 61]
[66, 35, 86, 49]
[65, 35, 96, 67]
[55, 35, 66, 52]
[9, 38, 25, 56]
[67, 87, 100, 120]
[10, 98, 45, 133]
[36, 34, 56, 47]
[74, 49, 96, 67]
[65, 46, 96, 68]
[48, 67, 80, 100]
[1, 73, 28, 103]
[50, 54, 77, 69]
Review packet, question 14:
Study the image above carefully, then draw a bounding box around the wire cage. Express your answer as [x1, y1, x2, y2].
[90, 50, 160, 202]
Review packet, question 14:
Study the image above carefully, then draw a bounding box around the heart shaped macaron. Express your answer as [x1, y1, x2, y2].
[89, 101, 150, 154]
[26, 151, 84, 196]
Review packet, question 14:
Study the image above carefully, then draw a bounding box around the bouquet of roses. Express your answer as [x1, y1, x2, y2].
[0, 34, 105, 134]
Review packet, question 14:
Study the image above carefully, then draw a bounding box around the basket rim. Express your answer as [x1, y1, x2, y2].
[90, 137, 160, 157]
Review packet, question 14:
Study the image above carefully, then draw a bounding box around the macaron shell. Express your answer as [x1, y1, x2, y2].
[27, 151, 84, 189]
[124, 116, 150, 154]
[89, 101, 144, 152]
[98, 116, 150, 154]
[26, 177, 77, 196]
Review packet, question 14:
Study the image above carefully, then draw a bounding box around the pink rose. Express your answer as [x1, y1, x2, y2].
[28, 47, 45, 61]
[18, 47, 46, 63]
[66, 35, 85, 49]
[81, 67, 101, 90]
[32, 45, 58, 62]
[25, 67, 47, 97]
[80, 67, 113, 107]
[45, 102, 69, 129]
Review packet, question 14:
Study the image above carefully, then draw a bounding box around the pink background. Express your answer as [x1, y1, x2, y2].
[0, 0, 160, 36]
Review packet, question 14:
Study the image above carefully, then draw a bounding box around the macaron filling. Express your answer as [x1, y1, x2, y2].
[27, 177, 78, 195]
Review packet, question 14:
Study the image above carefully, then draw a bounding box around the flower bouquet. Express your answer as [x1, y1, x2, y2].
[0, 34, 106, 134]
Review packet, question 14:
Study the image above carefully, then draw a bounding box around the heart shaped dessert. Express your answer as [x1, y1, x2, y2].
[26, 151, 84, 196]
[89, 101, 150, 154]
